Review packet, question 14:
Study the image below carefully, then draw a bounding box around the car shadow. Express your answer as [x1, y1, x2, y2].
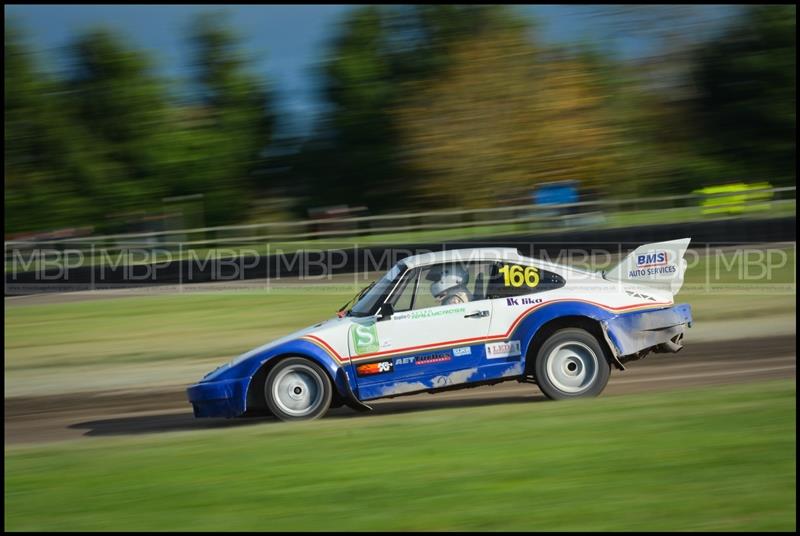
[70, 394, 546, 438]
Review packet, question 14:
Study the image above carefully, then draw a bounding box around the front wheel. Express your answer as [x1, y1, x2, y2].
[534, 328, 611, 400]
[264, 357, 333, 421]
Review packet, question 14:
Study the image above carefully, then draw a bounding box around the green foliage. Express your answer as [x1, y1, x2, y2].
[396, 29, 625, 207]
[4, 26, 99, 232]
[300, 6, 403, 212]
[4, 15, 274, 234]
[299, 6, 526, 212]
[3, 6, 796, 233]
[692, 5, 796, 186]
[66, 29, 172, 217]
[186, 13, 275, 225]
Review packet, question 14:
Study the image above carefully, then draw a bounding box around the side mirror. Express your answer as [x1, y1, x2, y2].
[377, 302, 394, 321]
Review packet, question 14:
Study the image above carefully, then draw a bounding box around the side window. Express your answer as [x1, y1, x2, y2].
[469, 262, 495, 301]
[412, 268, 444, 309]
[390, 269, 419, 312]
[389, 261, 495, 311]
[485, 262, 565, 298]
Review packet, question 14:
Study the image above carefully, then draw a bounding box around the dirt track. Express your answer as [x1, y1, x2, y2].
[5, 335, 795, 446]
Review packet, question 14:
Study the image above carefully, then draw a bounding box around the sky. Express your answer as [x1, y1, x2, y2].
[4, 5, 737, 136]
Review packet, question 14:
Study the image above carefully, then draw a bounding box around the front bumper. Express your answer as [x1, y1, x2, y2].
[186, 377, 249, 418]
[602, 303, 692, 359]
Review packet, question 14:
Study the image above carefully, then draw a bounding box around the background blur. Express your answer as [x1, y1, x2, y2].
[5, 5, 795, 236]
[4, 5, 796, 532]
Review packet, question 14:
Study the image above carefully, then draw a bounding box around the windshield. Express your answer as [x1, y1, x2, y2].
[349, 262, 407, 317]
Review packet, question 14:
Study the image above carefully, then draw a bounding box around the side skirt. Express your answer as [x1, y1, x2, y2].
[366, 375, 526, 401]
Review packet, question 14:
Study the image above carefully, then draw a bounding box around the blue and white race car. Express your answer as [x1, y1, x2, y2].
[188, 239, 693, 421]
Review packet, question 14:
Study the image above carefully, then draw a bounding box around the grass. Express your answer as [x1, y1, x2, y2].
[680, 245, 796, 321]
[4, 380, 796, 531]
[4, 292, 349, 370]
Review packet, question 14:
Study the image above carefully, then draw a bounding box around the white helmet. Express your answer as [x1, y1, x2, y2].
[430, 265, 469, 298]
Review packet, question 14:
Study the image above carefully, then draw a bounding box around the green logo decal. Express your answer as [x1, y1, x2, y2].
[350, 323, 379, 355]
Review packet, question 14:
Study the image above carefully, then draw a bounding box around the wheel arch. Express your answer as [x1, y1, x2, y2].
[245, 352, 340, 412]
[242, 343, 353, 415]
[523, 315, 616, 375]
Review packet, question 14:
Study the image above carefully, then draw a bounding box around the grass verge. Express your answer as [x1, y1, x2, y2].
[4, 380, 796, 531]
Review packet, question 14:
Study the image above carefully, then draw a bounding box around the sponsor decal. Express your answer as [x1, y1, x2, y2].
[350, 323, 379, 355]
[506, 297, 543, 306]
[628, 265, 677, 278]
[356, 360, 393, 377]
[415, 352, 452, 366]
[628, 250, 678, 277]
[485, 340, 522, 359]
[636, 251, 669, 268]
[396, 349, 463, 366]
[393, 306, 466, 321]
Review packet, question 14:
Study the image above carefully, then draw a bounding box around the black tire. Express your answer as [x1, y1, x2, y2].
[264, 357, 333, 421]
[534, 328, 611, 400]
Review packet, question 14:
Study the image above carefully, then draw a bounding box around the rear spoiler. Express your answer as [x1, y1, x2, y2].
[603, 238, 691, 296]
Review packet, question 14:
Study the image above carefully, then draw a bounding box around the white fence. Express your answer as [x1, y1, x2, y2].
[5, 186, 796, 255]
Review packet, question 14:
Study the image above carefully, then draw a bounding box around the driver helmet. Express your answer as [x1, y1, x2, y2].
[430, 265, 469, 299]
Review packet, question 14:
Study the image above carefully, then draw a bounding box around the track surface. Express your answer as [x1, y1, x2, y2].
[5, 335, 795, 446]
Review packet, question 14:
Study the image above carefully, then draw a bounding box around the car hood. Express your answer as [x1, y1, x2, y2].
[228, 315, 350, 367]
[200, 315, 353, 382]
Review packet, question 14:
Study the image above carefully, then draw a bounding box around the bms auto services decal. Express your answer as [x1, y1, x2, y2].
[628, 250, 677, 277]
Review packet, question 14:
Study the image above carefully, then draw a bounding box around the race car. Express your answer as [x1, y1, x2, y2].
[187, 239, 693, 421]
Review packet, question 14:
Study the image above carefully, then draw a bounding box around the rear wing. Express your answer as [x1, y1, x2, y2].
[604, 238, 691, 296]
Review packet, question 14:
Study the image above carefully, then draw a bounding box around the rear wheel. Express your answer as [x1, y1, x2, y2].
[264, 357, 333, 421]
[534, 328, 611, 400]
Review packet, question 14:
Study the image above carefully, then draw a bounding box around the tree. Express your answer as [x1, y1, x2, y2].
[5, 23, 98, 233]
[65, 29, 174, 219]
[185, 13, 275, 225]
[394, 27, 621, 208]
[303, 6, 401, 212]
[6, 16, 277, 234]
[299, 5, 524, 213]
[692, 5, 796, 186]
